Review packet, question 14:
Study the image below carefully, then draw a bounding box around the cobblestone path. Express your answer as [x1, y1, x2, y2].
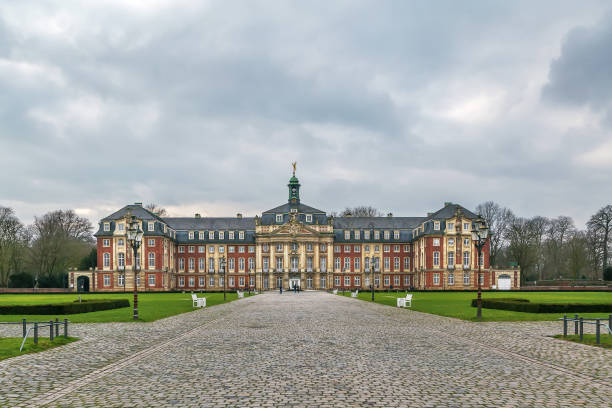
[0, 292, 610, 407]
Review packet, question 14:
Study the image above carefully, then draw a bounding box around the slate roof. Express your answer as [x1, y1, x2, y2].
[262, 202, 326, 214]
[425, 203, 479, 221]
[101, 204, 163, 222]
[164, 217, 256, 230]
[333, 217, 424, 230]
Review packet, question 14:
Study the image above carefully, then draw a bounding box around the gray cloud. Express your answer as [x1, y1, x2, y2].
[0, 0, 611, 229]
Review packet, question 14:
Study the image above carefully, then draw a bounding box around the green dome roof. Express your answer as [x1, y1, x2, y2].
[289, 176, 299, 183]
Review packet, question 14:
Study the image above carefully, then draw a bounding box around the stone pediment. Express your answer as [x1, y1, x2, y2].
[270, 214, 319, 237]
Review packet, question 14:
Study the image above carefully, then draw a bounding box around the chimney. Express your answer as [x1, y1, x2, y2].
[387, 213, 393, 218]
[134, 202, 143, 206]
[237, 213, 243, 219]
[444, 202, 452, 207]
[195, 213, 201, 219]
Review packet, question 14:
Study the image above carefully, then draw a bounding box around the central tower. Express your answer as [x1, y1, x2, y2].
[288, 164, 300, 205]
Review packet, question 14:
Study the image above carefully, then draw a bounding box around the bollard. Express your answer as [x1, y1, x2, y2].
[563, 314, 567, 337]
[64, 319, 68, 338]
[579, 317, 583, 341]
[22, 318, 27, 338]
[55, 317, 59, 337]
[596, 319, 600, 345]
[34, 322, 38, 345]
[574, 314, 579, 335]
[49, 320, 54, 341]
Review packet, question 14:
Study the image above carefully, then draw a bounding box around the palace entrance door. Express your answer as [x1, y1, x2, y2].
[289, 277, 301, 290]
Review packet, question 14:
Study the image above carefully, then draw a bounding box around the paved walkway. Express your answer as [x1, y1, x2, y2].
[0, 292, 610, 407]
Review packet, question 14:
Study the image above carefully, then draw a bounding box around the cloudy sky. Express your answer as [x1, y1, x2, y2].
[1, 1, 611, 229]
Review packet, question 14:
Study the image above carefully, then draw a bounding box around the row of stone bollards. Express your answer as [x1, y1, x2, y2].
[22, 318, 69, 345]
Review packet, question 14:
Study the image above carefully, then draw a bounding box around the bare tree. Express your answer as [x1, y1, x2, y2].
[0, 207, 24, 287]
[145, 203, 168, 217]
[505, 217, 539, 283]
[566, 231, 590, 281]
[545, 216, 576, 279]
[528, 216, 550, 280]
[475, 201, 514, 267]
[340, 206, 383, 217]
[29, 210, 94, 286]
[586, 205, 612, 278]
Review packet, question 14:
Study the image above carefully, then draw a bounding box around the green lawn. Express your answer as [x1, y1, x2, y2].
[0, 336, 79, 361]
[0, 292, 253, 323]
[340, 290, 612, 321]
[553, 334, 612, 349]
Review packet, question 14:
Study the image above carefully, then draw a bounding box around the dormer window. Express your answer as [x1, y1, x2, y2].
[305, 214, 312, 222]
[117, 223, 124, 232]
[199, 231, 204, 240]
[393, 230, 399, 240]
[354, 230, 360, 240]
[276, 214, 283, 223]
[447, 222, 455, 232]
[434, 221, 440, 231]
[383, 231, 390, 240]
[464, 222, 470, 231]
[364, 231, 370, 240]
[148, 222, 154, 232]
[219, 231, 224, 240]
[374, 231, 380, 240]
[228, 231, 234, 240]
[209, 231, 215, 240]
[344, 230, 350, 240]
[103, 223, 110, 232]
[188, 231, 194, 240]
[239, 231, 245, 240]
[290, 208, 298, 213]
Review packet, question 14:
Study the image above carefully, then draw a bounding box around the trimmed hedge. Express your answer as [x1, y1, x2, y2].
[471, 298, 612, 313]
[0, 299, 130, 315]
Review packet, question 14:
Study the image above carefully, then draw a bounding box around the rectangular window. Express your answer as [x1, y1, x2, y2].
[276, 214, 283, 223]
[198, 246, 205, 253]
[103, 239, 110, 247]
[384, 276, 390, 286]
[248, 246, 255, 253]
[306, 256, 313, 271]
[199, 257, 205, 270]
[306, 214, 312, 222]
[394, 257, 400, 270]
[249, 276, 254, 287]
[199, 277, 204, 287]
[393, 231, 399, 239]
[189, 231, 194, 240]
[179, 246, 185, 253]
[229, 231, 235, 240]
[103, 274, 110, 286]
[434, 221, 440, 231]
[219, 277, 224, 287]
[374, 276, 380, 286]
[334, 276, 340, 286]
[179, 276, 185, 287]
[306, 243, 313, 251]
[365, 245, 370, 252]
[354, 257, 360, 271]
[355, 276, 360, 286]
[103, 223, 110, 232]
[464, 272, 470, 285]
[188, 245, 195, 253]
[320, 277, 326, 288]
[118, 274, 124, 286]
[433, 251, 440, 266]
[334, 257, 341, 270]
[374, 257, 380, 272]
[118, 238, 124, 247]
[384, 257, 390, 270]
[148, 252, 155, 269]
[219, 231, 224, 240]
[448, 273, 454, 285]
[248, 257, 254, 271]
[210, 276, 215, 287]
[239, 258, 245, 271]
[229, 277, 234, 287]
[209, 258, 215, 272]
[479, 273, 484, 285]
[463, 252, 470, 267]
[179, 258, 185, 271]
[189, 258, 195, 271]
[354, 245, 360, 253]
[433, 238, 440, 246]
[448, 238, 454, 246]
[394, 276, 400, 286]
[383, 245, 390, 253]
[148, 274, 156, 286]
[404, 275, 409, 286]
[344, 276, 350, 286]
[344, 230, 350, 240]
[320, 257, 326, 272]
[464, 238, 470, 246]
[239, 276, 245, 286]
[433, 273, 440, 285]
[229, 246, 235, 253]
[276, 243, 283, 252]
[263, 257, 269, 272]
[239, 231, 244, 240]
[239, 246, 245, 253]
[228, 258, 235, 271]
[374, 231, 380, 240]
[354, 230, 360, 240]
[117, 223, 124, 232]
[464, 222, 470, 231]
[344, 245, 351, 253]
[393, 245, 400, 253]
[209, 231, 215, 240]
[189, 276, 194, 287]
[447, 222, 454, 232]
[208, 246, 215, 253]
[343, 257, 350, 271]
[218, 246, 224, 253]
[148, 222, 154, 232]
[334, 245, 341, 253]
[404, 257, 410, 270]
[320, 243, 327, 252]
[448, 252, 455, 268]
[384, 231, 390, 240]
[364, 231, 370, 240]
[403, 245, 409, 252]
[276, 257, 283, 271]
[199, 231, 205, 240]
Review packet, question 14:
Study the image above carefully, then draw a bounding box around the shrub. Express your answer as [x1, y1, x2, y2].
[0, 299, 130, 315]
[471, 298, 612, 313]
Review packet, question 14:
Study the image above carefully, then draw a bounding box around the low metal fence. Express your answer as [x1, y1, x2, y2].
[0, 318, 70, 351]
[559, 314, 612, 345]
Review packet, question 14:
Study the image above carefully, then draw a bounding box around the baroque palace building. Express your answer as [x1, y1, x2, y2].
[83, 171, 520, 292]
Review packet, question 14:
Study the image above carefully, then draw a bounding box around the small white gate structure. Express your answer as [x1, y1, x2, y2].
[497, 274, 511, 290]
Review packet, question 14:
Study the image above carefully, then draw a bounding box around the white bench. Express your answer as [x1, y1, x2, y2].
[397, 294, 413, 308]
[237, 290, 244, 299]
[351, 290, 358, 298]
[332, 289, 338, 295]
[191, 294, 206, 308]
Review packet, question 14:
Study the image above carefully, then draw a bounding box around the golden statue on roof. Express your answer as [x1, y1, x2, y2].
[292, 161, 297, 176]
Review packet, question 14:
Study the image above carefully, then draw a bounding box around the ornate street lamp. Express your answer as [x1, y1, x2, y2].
[370, 256, 375, 302]
[126, 215, 143, 320]
[220, 255, 226, 301]
[471, 218, 489, 319]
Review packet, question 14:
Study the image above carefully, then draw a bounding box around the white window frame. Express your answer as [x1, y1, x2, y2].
[103, 253, 110, 268]
[433, 238, 440, 246]
[393, 231, 399, 240]
[448, 273, 454, 285]
[179, 258, 185, 271]
[103, 239, 110, 247]
[189, 276, 195, 287]
[188, 231, 194, 240]
[103, 223, 110, 232]
[306, 214, 312, 222]
[229, 231, 235, 240]
[276, 214, 283, 223]
[433, 251, 440, 267]
[148, 222, 154, 232]
[384, 231, 390, 240]
[148, 252, 155, 269]
[103, 274, 110, 286]
[433, 273, 440, 285]
[344, 276, 350, 286]
[219, 231, 224, 240]
[239, 231, 244, 240]
[344, 230, 350, 240]
[189, 258, 195, 271]
[394, 276, 400, 286]
[209, 231, 215, 240]
[434, 221, 440, 231]
[148, 274, 156, 286]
